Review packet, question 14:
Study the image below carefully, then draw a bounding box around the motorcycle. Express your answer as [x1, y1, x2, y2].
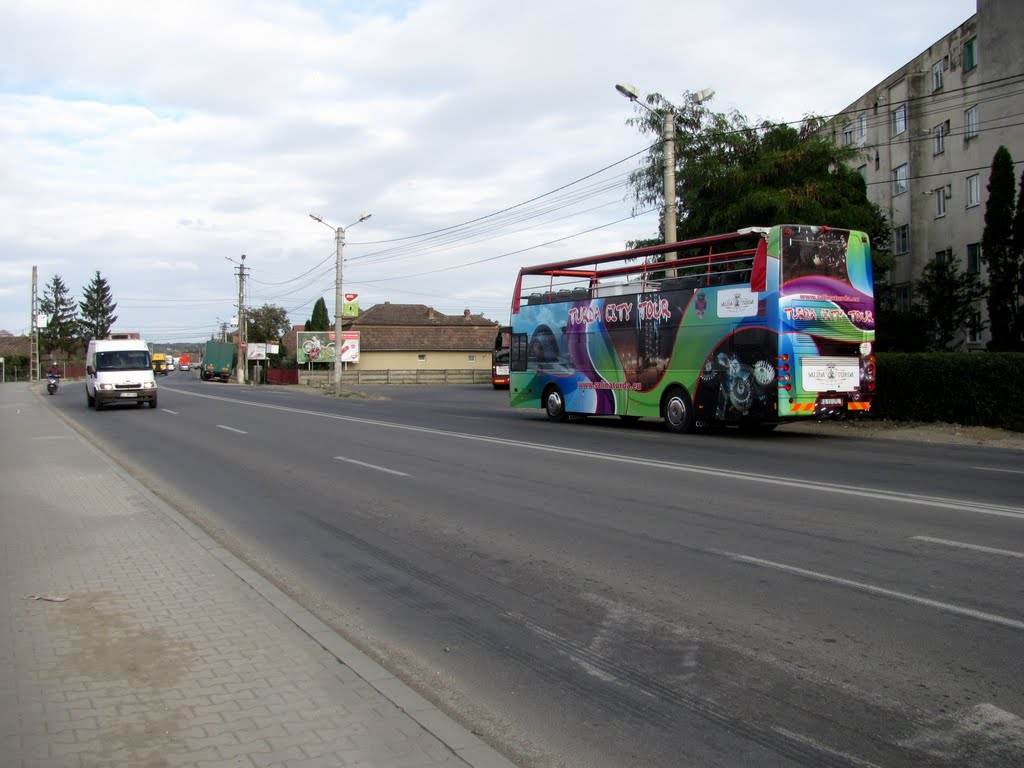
[46, 374, 59, 395]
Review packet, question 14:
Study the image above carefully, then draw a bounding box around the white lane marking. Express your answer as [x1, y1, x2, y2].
[31, 435, 71, 440]
[162, 409, 179, 415]
[773, 727, 883, 768]
[216, 424, 248, 434]
[912, 535, 1024, 559]
[723, 552, 1024, 631]
[971, 465, 1024, 475]
[162, 386, 1024, 520]
[333, 456, 409, 477]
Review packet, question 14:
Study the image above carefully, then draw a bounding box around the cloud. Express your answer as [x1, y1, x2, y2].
[0, 0, 977, 339]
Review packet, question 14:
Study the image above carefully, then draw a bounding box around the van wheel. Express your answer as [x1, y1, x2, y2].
[544, 385, 567, 422]
[87, 390, 95, 408]
[662, 387, 695, 434]
[150, 397, 158, 409]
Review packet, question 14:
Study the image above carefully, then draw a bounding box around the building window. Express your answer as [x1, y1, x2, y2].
[417, 354, 427, 362]
[467, 354, 476, 363]
[964, 38, 976, 72]
[895, 285, 911, 312]
[932, 60, 944, 91]
[857, 164, 868, 181]
[965, 105, 979, 140]
[967, 242, 982, 273]
[933, 123, 945, 155]
[842, 124, 854, 145]
[967, 174, 981, 207]
[935, 248, 951, 264]
[935, 189, 947, 218]
[891, 104, 907, 137]
[894, 225, 910, 255]
[968, 311, 982, 343]
[892, 163, 909, 195]
[857, 114, 867, 140]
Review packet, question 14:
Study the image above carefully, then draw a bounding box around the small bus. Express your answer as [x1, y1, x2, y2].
[507, 225, 875, 432]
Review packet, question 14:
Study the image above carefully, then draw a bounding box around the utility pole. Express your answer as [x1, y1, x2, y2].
[231, 255, 247, 384]
[30, 266, 40, 382]
[310, 212, 372, 396]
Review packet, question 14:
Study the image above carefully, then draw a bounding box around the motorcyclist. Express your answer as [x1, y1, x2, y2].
[47, 363, 60, 380]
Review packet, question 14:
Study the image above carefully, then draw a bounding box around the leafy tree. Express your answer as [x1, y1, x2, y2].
[625, 93, 894, 290]
[78, 270, 118, 342]
[914, 256, 987, 350]
[38, 275, 78, 358]
[309, 297, 330, 332]
[245, 304, 290, 366]
[246, 304, 290, 343]
[981, 146, 1020, 351]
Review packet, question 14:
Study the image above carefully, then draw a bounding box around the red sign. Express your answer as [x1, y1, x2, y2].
[345, 293, 359, 301]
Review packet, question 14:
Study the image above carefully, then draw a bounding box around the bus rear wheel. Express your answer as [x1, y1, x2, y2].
[662, 387, 695, 434]
[544, 385, 567, 423]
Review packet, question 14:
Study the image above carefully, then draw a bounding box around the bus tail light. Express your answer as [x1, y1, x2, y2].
[861, 354, 876, 390]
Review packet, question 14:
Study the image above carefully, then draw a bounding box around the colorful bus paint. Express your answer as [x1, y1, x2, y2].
[508, 225, 875, 432]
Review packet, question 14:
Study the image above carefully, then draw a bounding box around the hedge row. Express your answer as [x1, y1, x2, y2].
[873, 352, 1024, 431]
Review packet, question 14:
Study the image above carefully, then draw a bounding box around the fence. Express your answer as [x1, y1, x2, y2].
[288, 368, 492, 388]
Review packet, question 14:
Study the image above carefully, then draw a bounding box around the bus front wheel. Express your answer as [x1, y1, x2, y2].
[662, 387, 695, 434]
[544, 385, 567, 423]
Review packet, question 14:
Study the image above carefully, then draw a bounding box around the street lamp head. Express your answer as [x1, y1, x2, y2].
[309, 213, 323, 223]
[615, 82, 639, 101]
[358, 212, 372, 223]
[692, 88, 716, 104]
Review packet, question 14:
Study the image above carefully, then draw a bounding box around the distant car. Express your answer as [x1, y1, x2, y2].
[167, 361, 176, 371]
[180, 362, 190, 371]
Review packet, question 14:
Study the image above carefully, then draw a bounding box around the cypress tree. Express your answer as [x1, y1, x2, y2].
[981, 146, 1018, 351]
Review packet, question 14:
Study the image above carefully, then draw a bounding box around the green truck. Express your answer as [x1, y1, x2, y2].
[201, 341, 236, 382]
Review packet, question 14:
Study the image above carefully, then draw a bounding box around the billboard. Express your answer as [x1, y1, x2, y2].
[296, 331, 335, 364]
[339, 331, 360, 363]
[296, 333, 359, 364]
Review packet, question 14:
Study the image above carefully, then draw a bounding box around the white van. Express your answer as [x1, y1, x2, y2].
[85, 339, 158, 411]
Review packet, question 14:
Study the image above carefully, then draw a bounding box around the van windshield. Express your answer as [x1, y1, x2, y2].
[96, 350, 151, 371]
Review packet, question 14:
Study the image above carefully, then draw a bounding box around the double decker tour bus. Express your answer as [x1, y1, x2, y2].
[507, 225, 875, 432]
[492, 326, 511, 389]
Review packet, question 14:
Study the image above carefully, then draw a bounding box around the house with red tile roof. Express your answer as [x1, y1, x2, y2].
[280, 304, 500, 380]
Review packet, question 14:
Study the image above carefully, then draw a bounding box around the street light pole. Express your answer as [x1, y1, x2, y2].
[615, 83, 714, 272]
[310, 211, 372, 396]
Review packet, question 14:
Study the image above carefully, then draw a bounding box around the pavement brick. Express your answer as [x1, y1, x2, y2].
[1, 385, 516, 768]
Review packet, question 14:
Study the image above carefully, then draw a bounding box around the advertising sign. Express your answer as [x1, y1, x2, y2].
[247, 343, 267, 360]
[296, 331, 335, 364]
[339, 331, 360, 363]
[343, 293, 360, 318]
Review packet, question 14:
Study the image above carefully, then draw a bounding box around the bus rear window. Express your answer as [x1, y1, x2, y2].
[781, 226, 851, 283]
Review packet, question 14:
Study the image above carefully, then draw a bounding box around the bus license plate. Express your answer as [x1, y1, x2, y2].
[819, 397, 843, 406]
[119, 392, 138, 398]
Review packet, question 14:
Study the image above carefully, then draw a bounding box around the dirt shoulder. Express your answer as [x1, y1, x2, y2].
[779, 418, 1024, 450]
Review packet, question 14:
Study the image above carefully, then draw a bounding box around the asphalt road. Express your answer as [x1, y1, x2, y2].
[46, 374, 1024, 767]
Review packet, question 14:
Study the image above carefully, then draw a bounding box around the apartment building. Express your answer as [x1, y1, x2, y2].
[823, 0, 1023, 349]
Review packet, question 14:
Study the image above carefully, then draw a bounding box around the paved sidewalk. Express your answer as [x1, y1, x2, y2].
[0, 383, 517, 768]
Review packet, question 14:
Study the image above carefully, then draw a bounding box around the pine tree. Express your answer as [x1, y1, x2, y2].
[78, 270, 118, 342]
[38, 275, 79, 358]
[309, 297, 330, 332]
[981, 146, 1018, 351]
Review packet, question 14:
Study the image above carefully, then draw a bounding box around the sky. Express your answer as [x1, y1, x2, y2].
[0, 0, 977, 343]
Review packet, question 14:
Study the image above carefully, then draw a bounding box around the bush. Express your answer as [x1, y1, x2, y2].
[874, 352, 1024, 431]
